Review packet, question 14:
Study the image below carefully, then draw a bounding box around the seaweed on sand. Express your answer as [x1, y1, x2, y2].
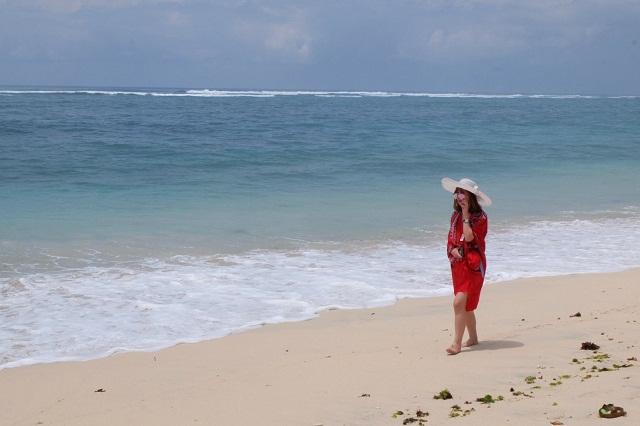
[433, 389, 453, 400]
[450, 404, 475, 417]
[476, 394, 504, 404]
[581, 342, 600, 350]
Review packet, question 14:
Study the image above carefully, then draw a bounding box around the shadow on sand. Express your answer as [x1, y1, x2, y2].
[469, 340, 524, 351]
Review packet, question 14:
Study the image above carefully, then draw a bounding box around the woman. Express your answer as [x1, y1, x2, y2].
[441, 177, 491, 355]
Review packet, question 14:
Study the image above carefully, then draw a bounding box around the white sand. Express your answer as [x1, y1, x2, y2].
[1, 269, 638, 425]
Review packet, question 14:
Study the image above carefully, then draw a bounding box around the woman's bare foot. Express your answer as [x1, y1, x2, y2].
[463, 339, 478, 347]
[446, 344, 462, 355]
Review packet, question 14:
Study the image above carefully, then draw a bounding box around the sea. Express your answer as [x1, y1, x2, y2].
[1, 87, 639, 369]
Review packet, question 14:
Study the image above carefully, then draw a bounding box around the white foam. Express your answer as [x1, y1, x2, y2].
[0, 89, 635, 99]
[2, 212, 640, 369]
[0, 90, 152, 96]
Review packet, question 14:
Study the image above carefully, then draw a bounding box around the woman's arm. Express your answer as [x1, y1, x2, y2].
[447, 212, 463, 260]
[464, 213, 488, 245]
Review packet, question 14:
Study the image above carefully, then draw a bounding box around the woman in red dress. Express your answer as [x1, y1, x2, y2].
[441, 177, 491, 355]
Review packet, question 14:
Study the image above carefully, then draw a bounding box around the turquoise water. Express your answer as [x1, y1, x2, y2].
[1, 88, 640, 367]
[2, 89, 639, 246]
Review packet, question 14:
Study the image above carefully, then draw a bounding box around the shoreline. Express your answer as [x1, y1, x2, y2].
[2, 261, 638, 372]
[0, 263, 632, 372]
[1, 268, 639, 425]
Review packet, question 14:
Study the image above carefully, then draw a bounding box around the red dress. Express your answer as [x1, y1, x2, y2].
[447, 210, 488, 311]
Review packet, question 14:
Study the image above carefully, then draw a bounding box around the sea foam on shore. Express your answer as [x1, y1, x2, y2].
[2, 209, 640, 369]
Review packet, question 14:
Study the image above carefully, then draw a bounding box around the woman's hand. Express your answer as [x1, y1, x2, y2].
[451, 247, 463, 259]
[459, 197, 470, 217]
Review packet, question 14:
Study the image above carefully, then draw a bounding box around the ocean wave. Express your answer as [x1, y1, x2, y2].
[0, 89, 636, 99]
[2, 211, 640, 369]
[0, 89, 152, 96]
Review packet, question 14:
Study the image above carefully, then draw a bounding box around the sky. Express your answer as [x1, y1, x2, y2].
[1, 0, 639, 94]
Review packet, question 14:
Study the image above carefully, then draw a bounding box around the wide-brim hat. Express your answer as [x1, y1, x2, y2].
[441, 177, 492, 207]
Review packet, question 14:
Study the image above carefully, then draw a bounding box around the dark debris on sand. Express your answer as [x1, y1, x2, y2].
[393, 409, 429, 425]
[581, 342, 600, 350]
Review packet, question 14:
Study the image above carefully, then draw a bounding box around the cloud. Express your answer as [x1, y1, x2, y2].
[426, 27, 524, 57]
[396, 0, 624, 62]
[398, 23, 526, 61]
[0, 0, 638, 92]
[232, 8, 312, 61]
[165, 10, 190, 27]
[264, 22, 311, 59]
[4, 0, 186, 13]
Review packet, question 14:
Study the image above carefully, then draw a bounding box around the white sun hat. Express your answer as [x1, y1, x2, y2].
[441, 177, 492, 207]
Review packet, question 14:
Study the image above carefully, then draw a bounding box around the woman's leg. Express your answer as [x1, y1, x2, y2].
[446, 292, 467, 355]
[464, 311, 478, 347]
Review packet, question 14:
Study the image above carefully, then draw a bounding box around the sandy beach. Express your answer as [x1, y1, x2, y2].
[1, 268, 638, 425]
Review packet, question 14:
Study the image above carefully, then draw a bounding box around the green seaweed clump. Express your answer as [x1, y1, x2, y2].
[524, 375, 536, 384]
[396, 409, 429, 425]
[433, 389, 453, 400]
[449, 405, 475, 417]
[550, 377, 563, 386]
[613, 363, 633, 369]
[588, 353, 610, 362]
[476, 394, 503, 404]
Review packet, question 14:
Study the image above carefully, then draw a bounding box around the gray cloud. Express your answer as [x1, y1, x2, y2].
[0, 0, 638, 93]
[231, 7, 312, 61]
[4, 0, 187, 12]
[397, 0, 618, 61]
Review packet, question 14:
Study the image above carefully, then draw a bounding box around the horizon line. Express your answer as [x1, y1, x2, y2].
[1, 84, 639, 98]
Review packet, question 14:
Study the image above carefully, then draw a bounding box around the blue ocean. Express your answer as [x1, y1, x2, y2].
[2, 88, 640, 368]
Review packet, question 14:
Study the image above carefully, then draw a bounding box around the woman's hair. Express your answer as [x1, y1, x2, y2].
[453, 189, 483, 214]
